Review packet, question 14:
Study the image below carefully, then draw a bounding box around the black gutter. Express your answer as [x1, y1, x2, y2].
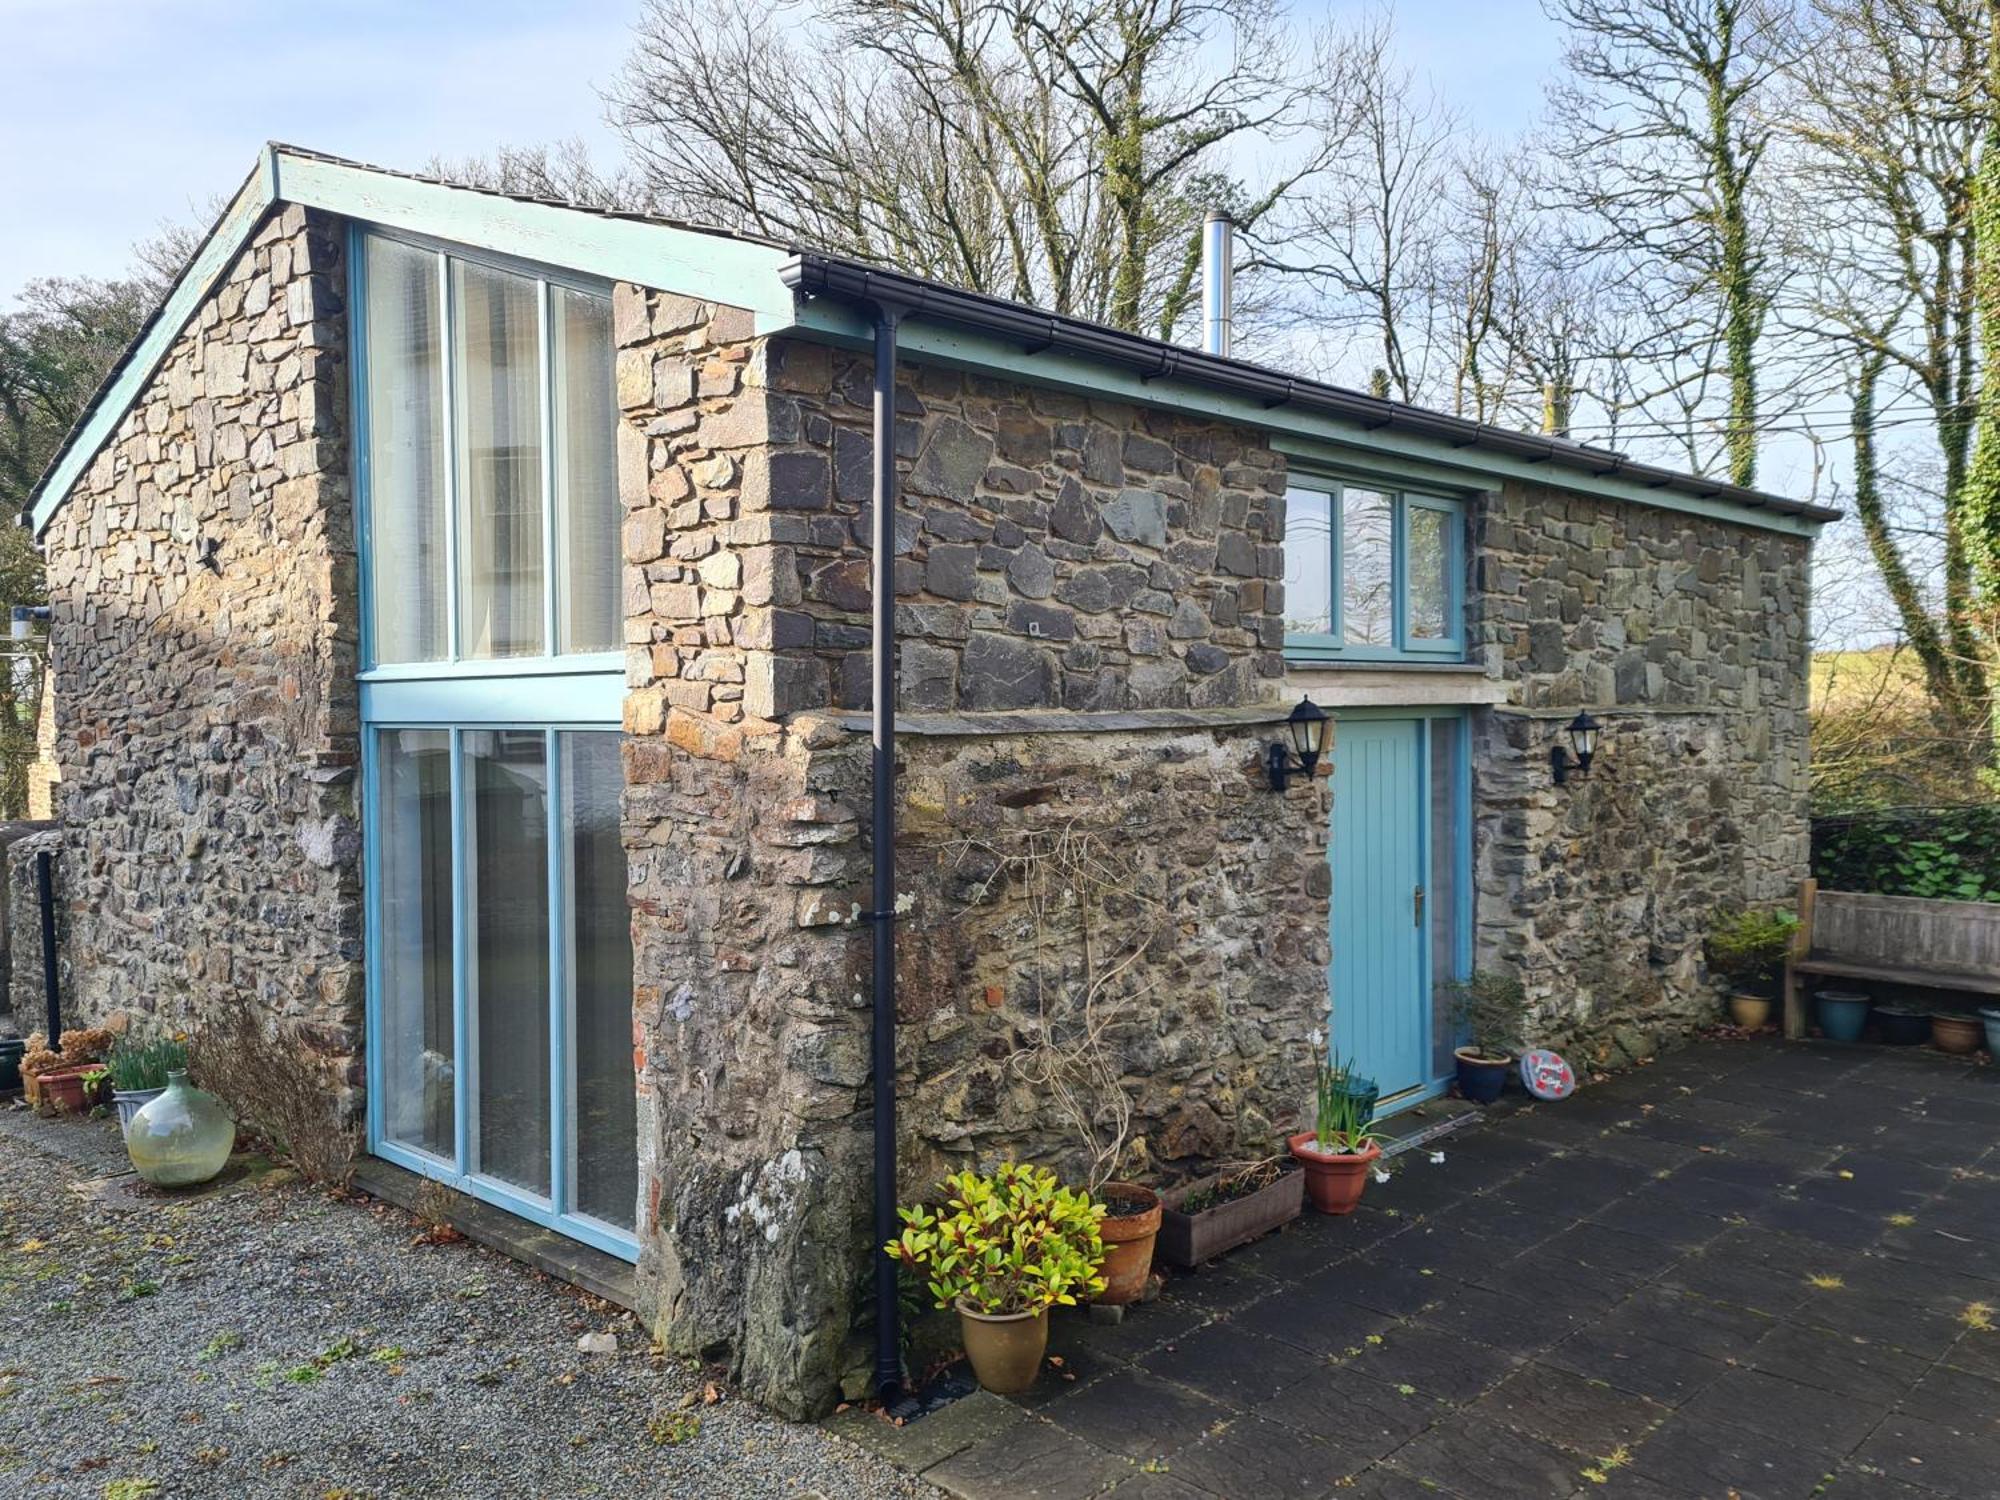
[867, 294, 908, 1403]
[777, 255, 1841, 526]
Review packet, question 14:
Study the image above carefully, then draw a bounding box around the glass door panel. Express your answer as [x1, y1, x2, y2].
[465, 729, 552, 1198]
[562, 732, 637, 1228]
[377, 729, 454, 1159]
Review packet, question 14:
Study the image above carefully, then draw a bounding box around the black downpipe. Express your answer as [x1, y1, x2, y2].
[35, 849, 59, 1043]
[870, 299, 907, 1403]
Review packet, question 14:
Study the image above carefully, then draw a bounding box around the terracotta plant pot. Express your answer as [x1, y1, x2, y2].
[1932, 1012, 1983, 1055]
[1453, 1048, 1513, 1104]
[1288, 1132, 1383, 1215]
[1092, 1182, 1163, 1305]
[39, 1068, 87, 1115]
[955, 1301, 1048, 1394]
[1727, 994, 1772, 1029]
[1158, 1165, 1304, 1269]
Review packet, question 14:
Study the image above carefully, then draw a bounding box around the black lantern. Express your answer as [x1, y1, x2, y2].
[1268, 697, 1330, 792]
[1551, 710, 1601, 785]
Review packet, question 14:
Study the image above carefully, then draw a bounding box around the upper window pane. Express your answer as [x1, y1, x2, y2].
[453, 259, 545, 660]
[364, 239, 447, 664]
[1341, 489, 1393, 647]
[1407, 502, 1453, 642]
[551, 287, 619, 654]
[1282, 486, 1333, 636]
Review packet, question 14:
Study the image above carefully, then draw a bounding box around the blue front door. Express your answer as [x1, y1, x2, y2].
[1330, 718, 1428, 1103]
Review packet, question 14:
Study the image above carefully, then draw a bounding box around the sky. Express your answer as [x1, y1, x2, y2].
[0, 0, 1566, 295]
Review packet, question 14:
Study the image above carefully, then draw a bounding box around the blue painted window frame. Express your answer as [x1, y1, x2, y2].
[1283, 479, 1466, 663]
[350, 221, 635, 1263]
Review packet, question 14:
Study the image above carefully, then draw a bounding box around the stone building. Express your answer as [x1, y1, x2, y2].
[26, 146, 1831, 1417]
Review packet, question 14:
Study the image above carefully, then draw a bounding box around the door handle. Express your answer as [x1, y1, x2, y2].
[1414, 885, 1425, 928]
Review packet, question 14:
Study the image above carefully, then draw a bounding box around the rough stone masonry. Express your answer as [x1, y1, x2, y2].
[29, 202, 1810, 1424]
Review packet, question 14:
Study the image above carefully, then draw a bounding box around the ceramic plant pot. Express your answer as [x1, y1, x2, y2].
[1727, 994, 1772, 1029]
[125, 1070, 235, 1187]
[1874, 1006, 1930, 1046]
[1815, 990, 1872, 1043]
[1453, 1048, 1513, 1104]
[955, 1301, 1048, 1394]
[1093, 1183, 1163, 1305]
[113, 1086, 166, 1134]
[1981, 1008, 2000, 1057]
[1932, 1013, 1983, 1055]
[0, 1038, 23, 1092]
[1157, 1165, 1304, 1269]
[1288, 1132, 1383, 1215]
[39, 1068, 86, 1115]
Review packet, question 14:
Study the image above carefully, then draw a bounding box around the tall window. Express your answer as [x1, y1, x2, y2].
[1282, 481, 1464, 660]
[354, 228, 635, 1261]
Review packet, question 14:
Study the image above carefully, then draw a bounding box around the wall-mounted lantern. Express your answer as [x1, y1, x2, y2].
[1550, 710, 1601, 786]
[1268, 697, 1330, 792]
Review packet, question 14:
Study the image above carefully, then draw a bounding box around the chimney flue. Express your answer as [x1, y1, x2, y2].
[1202, 210, 1234, 358]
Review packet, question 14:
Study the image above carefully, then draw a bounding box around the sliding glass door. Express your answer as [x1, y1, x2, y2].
[353, 224, 634, 1259]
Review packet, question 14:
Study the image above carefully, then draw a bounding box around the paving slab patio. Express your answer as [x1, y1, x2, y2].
[838, 1037, 2000, 1498]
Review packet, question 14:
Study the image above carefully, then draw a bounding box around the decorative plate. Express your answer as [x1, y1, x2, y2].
[1519, 1049, 1575, 1101]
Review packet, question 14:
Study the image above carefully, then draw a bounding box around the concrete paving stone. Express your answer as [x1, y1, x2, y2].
[1814, 1466, 1959, 1500]
[923, 1417, 1134, 1500]
[1743, 1320, 1932, 1405]
[1339, 1321, 1524, 1404]
[1259, 1361, 1445, 1457]
[1472, 1361, 1671, 1454]
[1227, 1282, 1399, 1358]
[1479, 1242, 1657, 1309]
[1792, 1283, 1970, 1360]
[1900, 1361, 2000, 1434]
[1055, 1298, 1208, 1363]
[1095, 1472, 1216, 1500]
[1724, 1129, 1848, 1173]
[1417, 1278, 1602, 1354]
[1424, 1125, 1560, 1182]
[1153, 1410, 1367, 1498]
[1041, 1369, 1233, 1464]
[1625, 1410, 1837, 1499]
[1385, 1410, 1587, 1500]
[1364, 1158, 1483, 1218]
[1535, 1219, 1690, 1280]
[1568, 1126, 1694, 1173]
[827, 1390, 1029, 1471]
[1228, 1214, 1382, 1281]
[1338, 1464, 1475, 1499]
[1585, 1184, 1736, 1249]
[1939, 1326, 2000, 1383]
[1393, 1221, 1538, 1281]
[1136, 1321, 1325, 1411]
[1153, 1260, 1275, 1314]
[1853, 1411, 2000, 1498]
[1681, 1364, 1891, 1456]
[1539, 1326, 1734, 1407]
[1594, 1284, 1781, 1361]
[1657, 1243, 1822, 1317]
[1875, 1224, 2000, 1283]
[1306, 1254, 1463, 1318]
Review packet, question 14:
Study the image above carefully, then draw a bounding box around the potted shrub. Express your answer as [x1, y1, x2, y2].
[107, 1036, 188, 1133]
[883, 1161, 1106, 1395]
[1289, 1053, 1383, 1214]
[1449, 970, 1525, 1103]
[1158, 1157, 1303, 1268]
[1706, 908, 1798, 1029]
[20, 1046, 64, 1109]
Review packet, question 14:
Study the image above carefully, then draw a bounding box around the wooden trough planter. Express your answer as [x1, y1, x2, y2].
[1157, 1163, 1304, 1269]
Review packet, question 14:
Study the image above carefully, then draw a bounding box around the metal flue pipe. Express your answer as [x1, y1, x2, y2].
[1202, 211, 1234, 358]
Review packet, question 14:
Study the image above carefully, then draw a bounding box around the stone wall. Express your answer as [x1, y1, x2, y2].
[38, 205, 363, 1100]
[613, 293, 1327, 1417]
[3, 824, 58, 1036]
[1469, 482, 1813, 1059]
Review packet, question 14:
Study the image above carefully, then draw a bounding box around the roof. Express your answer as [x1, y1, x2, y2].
[27, 143, 1839, 538]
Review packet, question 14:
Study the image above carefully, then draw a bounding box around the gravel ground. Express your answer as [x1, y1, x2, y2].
[0, 1104, 938, 1500]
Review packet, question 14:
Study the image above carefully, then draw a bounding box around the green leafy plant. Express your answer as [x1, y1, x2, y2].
[1814, 806, 2000, 902]
[107, 1037, 188, 1094]
[1314, 1053, 1381, 1155]
[884, 1161, 1107, 1316]
[1448, 970, 1526, 1061]
[1705, 908, 1799, 998]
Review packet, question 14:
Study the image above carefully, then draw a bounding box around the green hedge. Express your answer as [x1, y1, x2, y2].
[1812, 806, 2000, 903]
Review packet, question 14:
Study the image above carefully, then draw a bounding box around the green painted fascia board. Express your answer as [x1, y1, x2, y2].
[271, 152, 797, 328]
[28, 157, 275, 536]
[775, 299, 1824, 540]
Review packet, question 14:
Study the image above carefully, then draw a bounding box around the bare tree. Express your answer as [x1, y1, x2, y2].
[426, 138, 647, 214]
[1543, 0, 1794, 486]
[604, 0, 1329, 335]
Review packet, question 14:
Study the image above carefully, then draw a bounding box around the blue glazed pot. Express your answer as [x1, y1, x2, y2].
[1983, 1009, 2000, 1057]
[1454, 1049, 1511, 1103]
[1815, 991, 1872, 1043]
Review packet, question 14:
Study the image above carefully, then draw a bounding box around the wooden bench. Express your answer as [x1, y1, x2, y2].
[1783, 878, 2000, 1038]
